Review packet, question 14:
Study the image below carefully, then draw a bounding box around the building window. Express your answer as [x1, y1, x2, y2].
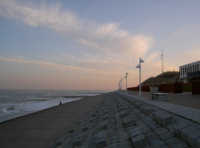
[198, 64, 200, 71]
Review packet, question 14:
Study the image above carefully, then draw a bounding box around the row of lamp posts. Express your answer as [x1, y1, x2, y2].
[119, 57, 144, 96]
[118, 72, 128, 91]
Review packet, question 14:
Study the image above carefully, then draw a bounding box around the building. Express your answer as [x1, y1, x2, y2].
[179, 61, 200, 82]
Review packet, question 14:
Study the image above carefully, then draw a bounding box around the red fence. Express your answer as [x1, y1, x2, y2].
[128, 81, 200, 95]
[142, 85, 150, 92]
[127, 85, 150, 92]
[127, 87, 138, 91]
[159, 83, 183, 93]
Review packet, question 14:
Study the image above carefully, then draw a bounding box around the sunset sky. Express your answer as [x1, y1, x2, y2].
[0, 0, 200, 90]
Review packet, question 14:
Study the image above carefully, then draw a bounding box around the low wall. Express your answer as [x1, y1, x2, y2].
[159, 83, 183, 93]
[142, 85, 150, 92]
[127, 85, 150, 92]
[182, 83, 192, 92]
[192, 80, 200, 94]
[127, 87, 138, 91]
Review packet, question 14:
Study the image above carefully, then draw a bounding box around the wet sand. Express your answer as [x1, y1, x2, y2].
[0, 95, 104, 148]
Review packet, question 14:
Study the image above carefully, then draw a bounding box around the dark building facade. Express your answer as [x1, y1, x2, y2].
[179, 61, 200, 82]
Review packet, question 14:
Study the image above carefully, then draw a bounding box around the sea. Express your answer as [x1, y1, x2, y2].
[0, 89, 106, 123]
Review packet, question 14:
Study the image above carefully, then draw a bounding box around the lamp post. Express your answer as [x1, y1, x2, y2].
[136, 57, 144, 96]
[118, 80, 121, 90]
[125, 72, 128, 90]
[120, 77, 123, 90]
[119, 78, 122, 90]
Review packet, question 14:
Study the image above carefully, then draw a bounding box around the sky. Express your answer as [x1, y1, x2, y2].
[0, 0, 200, 90]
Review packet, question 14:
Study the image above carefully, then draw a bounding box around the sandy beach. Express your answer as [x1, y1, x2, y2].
[0, 95, 104, 148]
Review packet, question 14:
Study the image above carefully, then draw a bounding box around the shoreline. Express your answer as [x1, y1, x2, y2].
[0, 97, 82, 125]
[0, 95, 104, 148]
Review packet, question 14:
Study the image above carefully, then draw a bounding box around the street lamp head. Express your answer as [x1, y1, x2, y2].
[139, 58, 144, 63]
[125, 72, 128, 78]
[136, 64, 140, 69]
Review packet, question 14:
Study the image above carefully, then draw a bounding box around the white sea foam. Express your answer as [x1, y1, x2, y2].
[0, 89, 106, 123]
[0, 97, 82, 123]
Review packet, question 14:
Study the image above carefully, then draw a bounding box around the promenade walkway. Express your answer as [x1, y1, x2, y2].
[119, 91, 200, 124]
[127, 91, 200, 109]
[53, 92, 200, 148]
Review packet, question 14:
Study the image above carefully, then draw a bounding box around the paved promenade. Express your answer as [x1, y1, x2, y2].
[119, 92, 200, 124]
[53, 92, 200, 148]
[127, 91, 200, 109]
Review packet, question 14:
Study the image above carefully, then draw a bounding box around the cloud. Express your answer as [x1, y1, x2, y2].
[0, 0, 80, 30]
[0, 0, 156, 89]
[0, 56, 129, 78]
[0, 56, 125, 90]
[0, 56, 106, 73]
[182, 48, 200, 63]
[0, 0, 153, 58]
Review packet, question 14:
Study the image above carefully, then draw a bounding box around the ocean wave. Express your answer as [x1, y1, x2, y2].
[0, 97, 82, 123]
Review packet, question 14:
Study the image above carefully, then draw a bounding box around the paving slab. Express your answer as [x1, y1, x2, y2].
[152, 111, 174, 127]
[166, 137, 188, 148]
[130, 134, 147, 148]
[118, 92, 200, 124]
[51, 92, 200, 148]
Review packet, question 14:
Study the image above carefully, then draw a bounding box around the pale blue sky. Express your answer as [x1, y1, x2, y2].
[0, 0, 200, 90]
